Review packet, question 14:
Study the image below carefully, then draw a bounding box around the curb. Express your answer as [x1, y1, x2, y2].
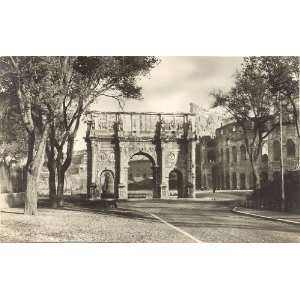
[232, 207, 300, 226]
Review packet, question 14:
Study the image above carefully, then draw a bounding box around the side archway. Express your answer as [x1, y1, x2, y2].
[168, 169, 184, 198]
[287, 139, 296, 157]
[273, 140, 281, 161]
[99, 170, 115, 199]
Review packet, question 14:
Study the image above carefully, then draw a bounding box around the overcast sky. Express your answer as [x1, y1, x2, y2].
[92, 56, 242, 112]
[75, 56, 243, 149]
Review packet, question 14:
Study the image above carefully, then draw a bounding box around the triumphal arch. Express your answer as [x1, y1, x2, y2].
[85, 111, 197, 200]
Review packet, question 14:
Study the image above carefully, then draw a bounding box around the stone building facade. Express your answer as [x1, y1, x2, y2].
[198, 121, 299, 190]
[85, 111, 197, 200]
[38, 150, 87, 195]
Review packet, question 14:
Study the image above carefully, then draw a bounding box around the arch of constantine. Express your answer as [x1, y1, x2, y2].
[85, 111, 197, 200]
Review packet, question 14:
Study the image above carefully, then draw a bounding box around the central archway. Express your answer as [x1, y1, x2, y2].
[127, 152, 157, 199]
[168, 169, 183, 198]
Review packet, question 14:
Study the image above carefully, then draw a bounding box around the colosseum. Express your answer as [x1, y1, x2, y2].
[197, 120, 299, 191]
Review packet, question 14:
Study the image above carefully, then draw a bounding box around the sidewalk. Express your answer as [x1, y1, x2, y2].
[232, 207, 300, 225]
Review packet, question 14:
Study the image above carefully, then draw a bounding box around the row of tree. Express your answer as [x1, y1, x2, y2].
[0, 57, 159, 215]
[212, 57, 299, 189]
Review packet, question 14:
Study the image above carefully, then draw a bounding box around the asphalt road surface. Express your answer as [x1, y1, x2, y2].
[119, 196, 300, 243]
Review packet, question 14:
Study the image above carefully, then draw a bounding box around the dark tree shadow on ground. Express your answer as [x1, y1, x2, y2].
[36, 196, 156, 222]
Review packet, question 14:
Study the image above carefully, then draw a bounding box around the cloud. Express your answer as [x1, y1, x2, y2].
[93, 56, 242, 113]
[75, 56, 243, 149]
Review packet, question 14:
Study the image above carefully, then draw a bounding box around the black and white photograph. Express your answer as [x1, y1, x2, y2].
[0, 1, 299, 300]
[1, 56, 299, 243]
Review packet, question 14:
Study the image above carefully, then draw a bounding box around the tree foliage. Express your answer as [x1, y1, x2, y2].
[0, 56, 159, 212]
[212, 56, 299, 188]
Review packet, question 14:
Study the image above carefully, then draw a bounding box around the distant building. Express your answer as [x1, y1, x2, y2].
[197, 120, 299, 190]
[38, 150, 87, 195]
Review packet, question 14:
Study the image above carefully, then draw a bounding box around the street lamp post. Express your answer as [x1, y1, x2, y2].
[279, 95, 286, 211]
[298, 56, 300, 169]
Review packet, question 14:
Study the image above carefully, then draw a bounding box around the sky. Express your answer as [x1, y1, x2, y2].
[75, 56, 243, 149]
[93, 56, 242, 112]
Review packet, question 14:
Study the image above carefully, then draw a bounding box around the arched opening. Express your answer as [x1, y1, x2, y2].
[273, 140, 281, 161]
[211, 164, 218, 191]
[202, 174, 207, 189]
[226, 148, 230, 163]
[169, 169, 183, 197]
[287, 139, 296, 157]
[260, 172, 268, 187]
[262, 141, 268, 156]
[100, 170, 115, 199]
[240, 173, 246, 189]
[232, 146, 237, 162]
[232, 172, 237, 189]
[262, 154, 269, 168]
[128, 152, 156, 198]
[207, 150, 216, 162]
[225, 172, 230, 190]
[240, 145, 247, 161]
[273, 171, 280, 181]
[219, 174, 223, 189]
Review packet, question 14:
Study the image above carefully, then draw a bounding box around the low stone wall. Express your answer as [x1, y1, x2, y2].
[128, 190, 153, 199]
[0, 192, 25, 209]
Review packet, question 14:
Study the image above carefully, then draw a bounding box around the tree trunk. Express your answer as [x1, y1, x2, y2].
[298, 136, 300, 168]
[25, 131, 35, 185]
[55, 133, 77, 207]
[57, 170, 65, 207]
[253, 162, 260, 190]
[24, 124, 49, 215]
[249, 157, 262, 208]
[48, 161, 57, 208]
[46, 140, 58, 208]
[25, 171, 38, 215]
[56, 149, 65, 208]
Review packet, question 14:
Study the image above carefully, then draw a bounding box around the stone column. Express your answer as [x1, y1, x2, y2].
[118, 143, 128, 199]
[236, 143, 240, 163]
[229, 168, 232, 190]
[152, 165, 160, 198]
[91, 141, 97, 185]
[88, 140, 98, 200]
[245, 172, 250, 189]
[187, 140, 196, 198]
[159, 143, 168, 198]
[236, 171, 240, 189]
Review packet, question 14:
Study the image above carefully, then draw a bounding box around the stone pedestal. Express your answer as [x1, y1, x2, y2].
[159, 183, 168, 198]
[89, 183, 97, 201]
[152, 165, 160, 198]
[118, 183, 127, 199]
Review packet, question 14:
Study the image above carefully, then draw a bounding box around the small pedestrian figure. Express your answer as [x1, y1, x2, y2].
[211, 163, 217, 200]
[212, 185, 216, 200]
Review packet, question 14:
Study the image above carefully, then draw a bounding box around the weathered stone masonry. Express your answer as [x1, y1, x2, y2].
[85, 111, 197, 200]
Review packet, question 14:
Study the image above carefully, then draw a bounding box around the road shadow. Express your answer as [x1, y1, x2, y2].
[0, 210, 24, 215]
[37, 197, 156, 222]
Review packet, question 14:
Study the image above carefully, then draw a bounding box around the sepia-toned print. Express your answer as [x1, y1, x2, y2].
[0, 56, 299, 242]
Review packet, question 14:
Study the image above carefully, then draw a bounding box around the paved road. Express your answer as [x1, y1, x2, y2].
[119, 197, 300, 242]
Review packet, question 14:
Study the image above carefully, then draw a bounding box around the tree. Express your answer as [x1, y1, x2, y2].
[253, 57, 299, 166]
[212, 57, 282, 189]
[255, 57, 299, 135]
[44, 57, 159, 207]
[0, 95, 27, 193]
[0, 56, 159, 213]
[0, 94, 27, 163]
[0, 57, 74, 215]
